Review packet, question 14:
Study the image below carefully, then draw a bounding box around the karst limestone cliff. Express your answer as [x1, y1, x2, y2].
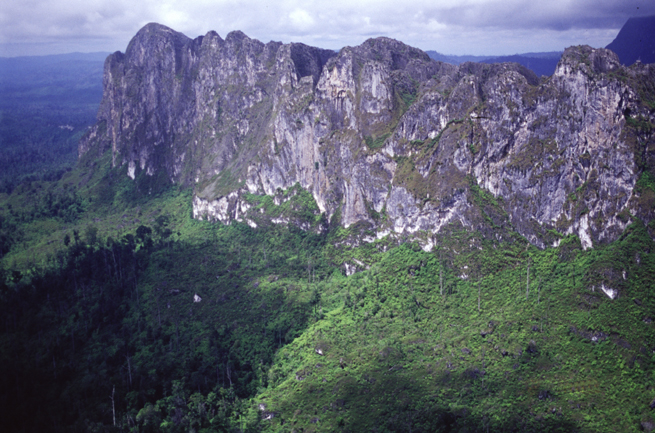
[80, 23, 655, 249]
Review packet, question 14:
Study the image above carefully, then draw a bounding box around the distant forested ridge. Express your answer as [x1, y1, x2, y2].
[426, 50, 562, 77]
[0, 52, 107, 193]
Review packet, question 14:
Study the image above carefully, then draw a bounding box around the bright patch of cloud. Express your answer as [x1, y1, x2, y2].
[288, 9, 315, 32]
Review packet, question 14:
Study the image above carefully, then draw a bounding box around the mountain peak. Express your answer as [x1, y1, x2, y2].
[556, 45, 620, 75]
[357, 36, 431, 67]
[125, 22, 192, 60]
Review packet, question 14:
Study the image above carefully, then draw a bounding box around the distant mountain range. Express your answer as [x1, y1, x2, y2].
[427, 15, 655, 77]
[606, 15, 655, 65]
[425, 50, 562, 77]
[0, 52, 108, 107]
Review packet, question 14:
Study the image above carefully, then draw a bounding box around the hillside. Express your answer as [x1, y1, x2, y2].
[606, 15, 655, 65]
[1, 23, 655, 433]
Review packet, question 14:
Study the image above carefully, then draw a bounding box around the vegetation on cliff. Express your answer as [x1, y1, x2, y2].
[1, 143, 655, 432]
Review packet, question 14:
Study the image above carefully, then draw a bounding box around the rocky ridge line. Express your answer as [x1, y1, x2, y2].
[80, 23, 655, 251]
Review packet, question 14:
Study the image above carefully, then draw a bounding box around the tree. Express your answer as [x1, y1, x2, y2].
[526, 257, 530, 301]
[136, 225, 153, 249]
[84, 225, 99, 247]
[154, 215, 173, 246]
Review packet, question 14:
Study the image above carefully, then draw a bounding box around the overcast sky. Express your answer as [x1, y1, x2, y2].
[1, 0, 653, 57]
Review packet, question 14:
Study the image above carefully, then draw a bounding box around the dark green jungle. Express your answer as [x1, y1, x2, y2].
[2, 54, 655, 433]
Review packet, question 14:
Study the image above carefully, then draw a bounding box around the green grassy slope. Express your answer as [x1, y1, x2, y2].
[258, 224, 655, 432]
[0, 146, 654, 432]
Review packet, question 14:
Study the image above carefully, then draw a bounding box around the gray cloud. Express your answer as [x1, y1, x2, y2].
[426, 0, 654, 31]
[1, 0, 653, 57]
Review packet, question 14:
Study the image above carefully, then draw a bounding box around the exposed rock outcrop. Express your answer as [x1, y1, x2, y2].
[80, 23, 655, 250]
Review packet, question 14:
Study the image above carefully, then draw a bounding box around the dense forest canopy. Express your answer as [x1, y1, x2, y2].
[0, 53, 105, 193]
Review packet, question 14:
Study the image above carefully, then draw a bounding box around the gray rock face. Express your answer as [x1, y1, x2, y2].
[80, 23, 655, 250]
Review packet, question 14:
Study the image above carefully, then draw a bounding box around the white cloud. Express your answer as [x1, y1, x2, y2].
[288, 9, 315, 32]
